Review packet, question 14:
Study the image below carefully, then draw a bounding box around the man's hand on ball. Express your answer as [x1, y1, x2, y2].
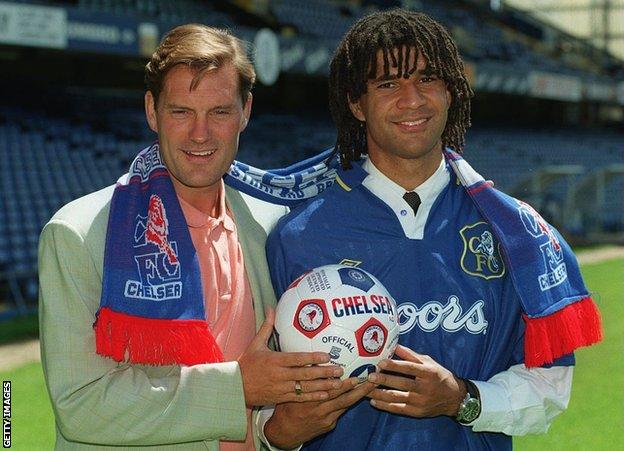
[366, 345, 466, 418]
[239, 308, 344, 407]
[264, 378, 376, 449]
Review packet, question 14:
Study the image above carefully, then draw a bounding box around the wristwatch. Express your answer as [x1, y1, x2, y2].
[456, 379, 481, 425]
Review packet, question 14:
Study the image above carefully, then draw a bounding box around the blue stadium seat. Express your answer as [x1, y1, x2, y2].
[0, 81, 622, 304]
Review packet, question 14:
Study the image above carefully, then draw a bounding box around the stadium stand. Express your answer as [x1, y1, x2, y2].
[76, 0, 236, 28]
[0, 0, 621, 317]
[271, 0, 364, 40]
[266, 0, 596, 79]
[0, 98, 621, 310]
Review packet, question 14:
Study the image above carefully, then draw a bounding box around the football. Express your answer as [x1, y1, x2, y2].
[275, 264, 399, 382]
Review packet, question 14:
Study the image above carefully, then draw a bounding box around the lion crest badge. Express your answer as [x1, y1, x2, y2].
[460, 222, 506, 280]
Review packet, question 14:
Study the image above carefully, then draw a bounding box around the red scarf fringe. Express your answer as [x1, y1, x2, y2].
[523, 296, 603, 368]
[94, 307, 223, 366]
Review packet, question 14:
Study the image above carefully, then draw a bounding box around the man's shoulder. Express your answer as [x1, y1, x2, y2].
[233, 188, 289, 215]
[46, 184, 115, 238]
[271, 183, 349, 238]
[226, 186, 289, 235]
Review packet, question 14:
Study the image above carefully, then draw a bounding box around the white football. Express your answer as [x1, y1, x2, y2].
[275, 264, 399, 382]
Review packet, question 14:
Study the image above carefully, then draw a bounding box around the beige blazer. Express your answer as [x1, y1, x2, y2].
[38, 183, 287, 450]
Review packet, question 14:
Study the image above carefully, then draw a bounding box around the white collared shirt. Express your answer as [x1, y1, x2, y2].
[361, 156, 449, 239]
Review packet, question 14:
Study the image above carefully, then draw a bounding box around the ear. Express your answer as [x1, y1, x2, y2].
[240, 92, 253, 132]
[145, 91, 158, 133]
[348, 97, 366, 122]
[445, 86, 452, 107]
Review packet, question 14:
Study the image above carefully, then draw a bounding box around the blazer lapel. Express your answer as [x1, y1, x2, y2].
[224, 186, 278, 332]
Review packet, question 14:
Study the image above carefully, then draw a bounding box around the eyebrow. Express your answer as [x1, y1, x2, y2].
[163, 103, 236, 110]
[163, 103, 189, 110]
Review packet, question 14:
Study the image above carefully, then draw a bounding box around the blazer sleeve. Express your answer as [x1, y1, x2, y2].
[38, 218, 248, 447]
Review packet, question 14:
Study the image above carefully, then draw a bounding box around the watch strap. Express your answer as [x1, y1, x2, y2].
[464, 379, 480, 401]
[456, 378, 481, 424]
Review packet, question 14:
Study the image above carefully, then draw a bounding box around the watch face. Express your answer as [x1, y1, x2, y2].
[458, 398, 481, 424]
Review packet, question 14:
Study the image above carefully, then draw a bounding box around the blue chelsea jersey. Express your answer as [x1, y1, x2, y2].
[266, 163, 569, 451]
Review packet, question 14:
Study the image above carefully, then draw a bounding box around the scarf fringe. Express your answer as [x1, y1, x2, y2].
[94, 307, 224, 366]
[523, 297, 603, 367]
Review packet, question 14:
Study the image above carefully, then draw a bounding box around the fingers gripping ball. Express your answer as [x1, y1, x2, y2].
[275, 265, 399, 382]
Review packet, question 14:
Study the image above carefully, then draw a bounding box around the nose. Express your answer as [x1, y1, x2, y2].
[189, 115, 210, 143]
[396, 81, 426, 110]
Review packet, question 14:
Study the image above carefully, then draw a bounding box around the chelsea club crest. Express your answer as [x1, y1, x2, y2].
[460, 222, 506, 280]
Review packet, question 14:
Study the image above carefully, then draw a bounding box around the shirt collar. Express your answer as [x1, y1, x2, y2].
[361, 156, 449, 204]
[178, 180, 235, 232]
[334, 159, 369, 191]
[360, 156, 450, 240]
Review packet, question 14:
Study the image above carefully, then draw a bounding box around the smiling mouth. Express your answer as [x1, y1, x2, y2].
[183, 149, 216, 157]
[396, 118, 429, 126]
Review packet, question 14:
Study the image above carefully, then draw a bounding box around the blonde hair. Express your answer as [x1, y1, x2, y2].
[145, 24, 255, 105]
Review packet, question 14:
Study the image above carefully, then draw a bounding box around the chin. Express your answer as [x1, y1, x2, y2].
[402, 144, 441, 158]
[192, 180, 222, 189]
[175, 176, 221, 190]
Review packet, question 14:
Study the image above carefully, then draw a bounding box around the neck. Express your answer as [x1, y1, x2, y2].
[172, 179, 221, 217]
[368, 148, 444, 191]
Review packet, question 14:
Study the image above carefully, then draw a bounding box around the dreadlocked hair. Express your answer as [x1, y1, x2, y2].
[329, 8, 474, 168]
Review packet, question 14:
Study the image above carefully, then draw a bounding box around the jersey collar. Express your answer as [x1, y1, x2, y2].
[359, 156, 450, 239]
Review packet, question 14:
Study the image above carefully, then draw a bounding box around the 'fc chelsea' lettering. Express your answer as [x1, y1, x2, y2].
[398, 295, 488, 335]
[517, 201, 567, 291]
[123, 196, 183, 301]
[124, 280, 182, 301]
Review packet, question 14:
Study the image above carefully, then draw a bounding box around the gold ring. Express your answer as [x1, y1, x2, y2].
[294, 380, 303, 395]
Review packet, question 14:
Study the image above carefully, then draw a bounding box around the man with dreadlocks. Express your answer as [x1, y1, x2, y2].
[261, 8, 601, 451]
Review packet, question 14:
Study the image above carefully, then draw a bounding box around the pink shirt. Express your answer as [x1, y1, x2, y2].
[179, 182, 256, 451]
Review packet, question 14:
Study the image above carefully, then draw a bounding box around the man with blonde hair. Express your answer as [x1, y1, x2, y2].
[39, 24, 358, 450]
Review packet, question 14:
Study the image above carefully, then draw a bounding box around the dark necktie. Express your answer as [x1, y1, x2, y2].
[403, 191, 421, 216]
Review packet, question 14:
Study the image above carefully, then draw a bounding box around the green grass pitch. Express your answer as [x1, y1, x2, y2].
[1, 258, 622, 450]
[0, 362, 55, 449]
[514, 257, 624, 450]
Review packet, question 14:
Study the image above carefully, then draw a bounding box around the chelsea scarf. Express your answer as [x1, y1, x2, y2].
[94, 143, 223, 366]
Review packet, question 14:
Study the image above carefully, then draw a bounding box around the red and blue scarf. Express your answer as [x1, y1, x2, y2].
[95, 143, 223, 366]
